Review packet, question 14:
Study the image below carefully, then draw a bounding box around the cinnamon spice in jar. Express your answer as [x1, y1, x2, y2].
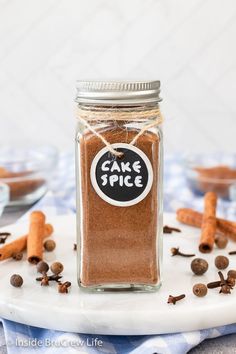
[75, 81, 163, 292]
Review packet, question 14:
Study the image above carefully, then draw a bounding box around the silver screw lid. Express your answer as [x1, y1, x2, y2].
[75, 80, 161, 105]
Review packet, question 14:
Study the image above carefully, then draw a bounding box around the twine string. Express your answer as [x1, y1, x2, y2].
[76, 107, 163, 157]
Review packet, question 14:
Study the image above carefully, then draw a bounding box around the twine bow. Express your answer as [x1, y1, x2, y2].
[76, 107, 163, 157]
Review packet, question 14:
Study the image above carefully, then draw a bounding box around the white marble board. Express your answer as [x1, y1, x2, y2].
[0, 213, 235, 335]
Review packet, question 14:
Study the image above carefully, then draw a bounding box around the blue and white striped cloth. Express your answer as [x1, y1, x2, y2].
[1, 152, 236, 354]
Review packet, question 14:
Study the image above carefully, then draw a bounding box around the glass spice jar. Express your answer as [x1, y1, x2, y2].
[75, 81, 163, 292]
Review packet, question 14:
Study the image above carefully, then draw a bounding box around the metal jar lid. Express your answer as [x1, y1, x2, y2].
[75, 80, 161, 105]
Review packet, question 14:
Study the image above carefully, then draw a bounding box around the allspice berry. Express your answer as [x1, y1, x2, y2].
[215, 255, 229, 270]
[193, 283, 208, 297]
[37, 261, 49, 274]
[228, 269, 236, 279]
[191, 258, 208, 275]
[10, 274, 23, 288]
[50, 262, 64, 275]
[215, 235, 228, 249]
[44, 239, 56, 252]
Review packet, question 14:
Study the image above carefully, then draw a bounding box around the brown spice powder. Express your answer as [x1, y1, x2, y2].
[194, 166, 236, 198]
[79, 126, 160, 287]
[0, 168, 45, 201]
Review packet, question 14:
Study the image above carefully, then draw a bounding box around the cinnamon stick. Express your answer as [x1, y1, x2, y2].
[27, 211, 46, 264]
[176, 208, 236, 241]
[199, 192, 217, 253]
[0, 223, 53, 261]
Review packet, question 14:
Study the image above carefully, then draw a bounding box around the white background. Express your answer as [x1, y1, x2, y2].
[0, 0, 235, 153]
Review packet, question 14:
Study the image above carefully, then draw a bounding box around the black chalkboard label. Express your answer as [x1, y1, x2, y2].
[90, 143, 153, 207]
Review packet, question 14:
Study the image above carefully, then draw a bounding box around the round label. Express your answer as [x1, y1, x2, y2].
[90, 143, 153, 207]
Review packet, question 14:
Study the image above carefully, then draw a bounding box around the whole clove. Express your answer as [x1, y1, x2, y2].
[218, 271, 232, 294]
[171, 247, 195, 257]
[58, 281, 71, 294]
[228, 251, 236, 255]
[36, 261, 50, 285]
[167, 294, 185, 305]
[220, 284, 231, 294]
[0, 232, 11, 236]
[207, 280, 221, 289]
[40, 275, 49, 286]
[164, 226, 181, 234]
[0, 232, 11, 244]
[36, 274, 62, 282]
[207, 271, 236, 290]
